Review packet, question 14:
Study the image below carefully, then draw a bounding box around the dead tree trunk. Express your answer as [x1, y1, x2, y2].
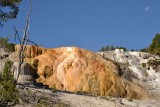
[13, 0, 36, 83]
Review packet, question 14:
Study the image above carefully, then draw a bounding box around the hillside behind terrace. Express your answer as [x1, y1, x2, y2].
[1, 45, 160, 106]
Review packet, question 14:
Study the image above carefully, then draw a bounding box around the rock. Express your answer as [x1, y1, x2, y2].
[18, 98, 24, 104]
[154, 55, 160, 60]
[17, 88, 64, 107]
[33, 83, 43, 88]
[140, 52, 150, 59]
[121, 99, 138, 107]
[156, 65, 160, 72]
[18, 75, 34, 83]
[12, 62, 36, 83]
[114, 49, 128, 63]
[43, 85, 49, 89]
[149, 57, 156, 61]
[0, 48, 9, 59]
[20, 62, 36, 76]
[128, 66, 144, 79]
[16, 84, 25, 89]
[28, 47, 147, 99]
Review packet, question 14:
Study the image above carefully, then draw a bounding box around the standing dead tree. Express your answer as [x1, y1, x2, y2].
[13, 0, 38, 83]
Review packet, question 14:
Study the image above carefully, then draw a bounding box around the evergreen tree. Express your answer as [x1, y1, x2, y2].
[149, 33, 160, 56]
[140, 48, 148, 52]
[0, 0, 22, 26]
[99, 45, 127, 51]
[0, 60, 19, 106]
[111, 45, 115, 50]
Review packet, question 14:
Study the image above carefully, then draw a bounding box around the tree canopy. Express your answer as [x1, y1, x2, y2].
[140, 48, 148, 52]
[0, 0, 22, 26]
[148, 33, 160, 56]
[99, 45, 127, 52]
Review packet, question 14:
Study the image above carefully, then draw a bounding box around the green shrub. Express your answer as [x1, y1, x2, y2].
[0, 60, 19, 106]
[127, 97, 133, 102]
[74, 91, 88, 95]
[35, 99, 48, 107]
[56, 103, 70, 107]
[99, 45, 127, 52]
[147, 60, 160, 69]
[51, 84, 57, 93]
[142, 63, 146, 68]
[144, 72, 148, 77]
[0, 37, 15, 52]
[6, 43, 15, 52]
[140, 48, 148, 52]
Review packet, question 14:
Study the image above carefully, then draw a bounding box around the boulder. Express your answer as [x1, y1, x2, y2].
[18, 75, 34, 83]
[12, 62, 36, 83]
[140, 52, 150, 59]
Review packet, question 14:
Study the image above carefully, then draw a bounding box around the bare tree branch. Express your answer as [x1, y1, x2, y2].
[15, 0, 33, 82]
[22, 0, 32, 49]
[28, 39, 38, 46]
[14, 27, 21, 44]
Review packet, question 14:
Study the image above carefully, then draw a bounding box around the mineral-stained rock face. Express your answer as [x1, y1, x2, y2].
[26, 46, 147, 99]
[14, 45, 148, 99]
[15, 45, 47, 58]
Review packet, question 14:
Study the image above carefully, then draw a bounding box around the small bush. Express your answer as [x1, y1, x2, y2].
[0, 37, 15, 52]
[56, 103, 70, 107]
[144, 72, 148, 77]
[51, 88, 57, 93]
[147, 60, 160, 69]
[35, 99, 48, 107]
[142, 63, 146, 68]
[6, 43, 15, 52]
[74, 91, 88, 95]
[140, 48, 148, 52]
[51, 84, 57, 93]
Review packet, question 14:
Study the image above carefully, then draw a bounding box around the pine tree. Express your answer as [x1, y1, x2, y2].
[0, 60, 19, 106]
[149, 33, 160, 56]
